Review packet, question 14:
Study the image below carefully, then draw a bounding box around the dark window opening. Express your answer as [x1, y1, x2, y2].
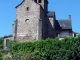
[39, 0, 41, 3]
[34, 0, 37, 3]
[26, 7, 29, 11]
[6, 39, 9, 47]
[60, 31, 69, 38]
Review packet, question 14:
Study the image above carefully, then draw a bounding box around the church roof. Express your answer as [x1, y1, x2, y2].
[55, 20, 72, 30]
[47, 11, 55, 17]
[15, 0, 25, 8]
[3, 35, 12, 38]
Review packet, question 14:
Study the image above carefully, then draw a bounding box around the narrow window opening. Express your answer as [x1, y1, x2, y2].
[26, 7, 29, 11]
[6, 39, 9, 47]
[34, 0, 37, 3]
[39, 0, 41, 3]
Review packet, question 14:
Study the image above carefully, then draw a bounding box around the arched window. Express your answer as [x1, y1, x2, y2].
[25, 19, 29, 22]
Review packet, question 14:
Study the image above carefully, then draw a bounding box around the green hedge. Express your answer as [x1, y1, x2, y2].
[0, 38, 4, 60]
[0, 52, 2, 60]
[11, 36, 80, 60]
[0, 38, 4, 49]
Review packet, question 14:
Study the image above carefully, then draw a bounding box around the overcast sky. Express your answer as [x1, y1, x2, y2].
[0, 0, 80, 37]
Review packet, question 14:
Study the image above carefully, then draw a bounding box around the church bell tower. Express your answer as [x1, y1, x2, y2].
[34, 0, 48, 12]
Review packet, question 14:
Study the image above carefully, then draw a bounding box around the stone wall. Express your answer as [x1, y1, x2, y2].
[47, 16, 56, 38]
[4, 37, 13, 49]
[15, 0, 41, 42]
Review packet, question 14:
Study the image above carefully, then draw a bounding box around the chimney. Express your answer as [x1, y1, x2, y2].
[68, 15, 71, 20]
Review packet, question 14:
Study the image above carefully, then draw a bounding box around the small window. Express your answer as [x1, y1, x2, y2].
[60, 31, 69, 35]
[38, 0, 41, 3]
[26, 7, 29, 11]
[60, 31, 69, 37]
[34, 0, 37, 3]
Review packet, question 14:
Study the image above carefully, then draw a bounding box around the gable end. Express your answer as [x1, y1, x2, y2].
[15, 0, 25, 8]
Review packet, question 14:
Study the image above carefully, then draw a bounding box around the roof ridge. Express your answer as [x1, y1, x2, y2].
[15, 0, 25, 8]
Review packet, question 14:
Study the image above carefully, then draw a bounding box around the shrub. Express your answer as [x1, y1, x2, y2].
[0, 38, 4, 49]
[0, 52, 3, 60]
[11, 36, 80, 60]
[3, 53, 12, 60]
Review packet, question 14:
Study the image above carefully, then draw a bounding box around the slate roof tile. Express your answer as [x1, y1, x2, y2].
[55, 20, 72, 30]
[47, 11, 55, 17]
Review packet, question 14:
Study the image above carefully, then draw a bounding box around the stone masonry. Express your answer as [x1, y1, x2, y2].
[13, 0, 55, 42]
[4, 0, 56, 49]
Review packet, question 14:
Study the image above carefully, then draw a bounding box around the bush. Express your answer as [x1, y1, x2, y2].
[0, 52, 3, 60]
[11, 36, 80, 60]
[0, 38, 4, 49]
[3, 53, 12, 60]
[0, 38, 4, 60]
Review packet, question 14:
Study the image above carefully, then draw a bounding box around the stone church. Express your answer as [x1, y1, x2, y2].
[4, 0, 73, 48]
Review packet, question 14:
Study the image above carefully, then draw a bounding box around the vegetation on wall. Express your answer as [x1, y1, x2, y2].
[11, 36, 80, 60]
[0, 38, 4, 49]
[0, 38, 4, 60]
